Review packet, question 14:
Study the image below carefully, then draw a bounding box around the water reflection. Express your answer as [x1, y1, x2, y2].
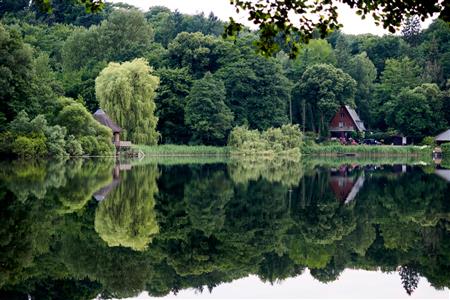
[0, 158, 449, 299]
[94, 164, 160, 251]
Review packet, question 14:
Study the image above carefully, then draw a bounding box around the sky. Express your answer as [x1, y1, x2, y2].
[109, 0, 434, 35]
[117, 270, 449, 299]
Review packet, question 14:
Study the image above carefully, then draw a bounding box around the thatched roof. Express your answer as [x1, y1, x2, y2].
[436, 129, 450, 142]
[93, 109, 121, 133]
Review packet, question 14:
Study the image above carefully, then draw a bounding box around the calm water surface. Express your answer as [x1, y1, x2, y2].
[0, 158, 449, 299]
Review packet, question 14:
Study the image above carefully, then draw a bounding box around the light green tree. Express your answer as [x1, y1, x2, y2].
[95, 58, 160, 145]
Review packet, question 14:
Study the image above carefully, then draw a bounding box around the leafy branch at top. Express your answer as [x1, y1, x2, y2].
[225, 0, 450, 57]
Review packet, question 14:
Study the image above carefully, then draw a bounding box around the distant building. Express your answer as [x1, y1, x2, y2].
[329, 105, 366, 138]
[435, 129, 450, 145]
[93, 109, 131, 150]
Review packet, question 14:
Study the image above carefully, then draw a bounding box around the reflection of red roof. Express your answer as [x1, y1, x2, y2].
[329, 173, 365, 204]
[93, 109, 121, 133]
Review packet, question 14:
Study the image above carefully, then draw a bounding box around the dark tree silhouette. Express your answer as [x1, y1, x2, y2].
[399, 265, 420, 296]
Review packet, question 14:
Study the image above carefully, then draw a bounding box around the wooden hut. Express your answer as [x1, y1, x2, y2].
[329, 105, 366, 138]
[435, 129, 450, 145]
[93, 109, 131, 150]
[93, 109, 121, 143]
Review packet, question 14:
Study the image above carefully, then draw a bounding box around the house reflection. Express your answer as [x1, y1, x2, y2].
[329, 165, 365, 204]
[435, 168, 450, 183]
[93, 163, 132, 202]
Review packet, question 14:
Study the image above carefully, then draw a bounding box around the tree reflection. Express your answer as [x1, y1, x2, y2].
[0, 160, 449, 298]
[95, 164, 160, 251]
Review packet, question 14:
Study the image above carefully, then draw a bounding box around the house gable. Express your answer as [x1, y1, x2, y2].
[329, 106, 365, 133]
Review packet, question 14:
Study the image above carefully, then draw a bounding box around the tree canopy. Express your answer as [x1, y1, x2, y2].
[95, 58, 160, 145]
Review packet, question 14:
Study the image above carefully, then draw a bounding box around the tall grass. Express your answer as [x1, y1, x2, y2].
[304, 144, 431, 157]
[132, 144, 229, 156]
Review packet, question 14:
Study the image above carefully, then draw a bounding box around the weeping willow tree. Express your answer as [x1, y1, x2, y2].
[95, 58, 160, 145]
[94, 164, 160, 251]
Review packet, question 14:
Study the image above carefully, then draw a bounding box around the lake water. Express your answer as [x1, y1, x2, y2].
[0, 158, 449, 299]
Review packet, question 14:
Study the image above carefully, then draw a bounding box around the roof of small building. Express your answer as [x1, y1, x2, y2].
[435, 129, 450, 142]
[93, 109, 121, 133]
[345, 105, 366, 132]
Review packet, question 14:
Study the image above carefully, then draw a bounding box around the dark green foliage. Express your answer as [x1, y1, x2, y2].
[31, 0, 112, 26]
[0, 0, 29, 17]
[216, 57, 291, 130]
[0, 24, 34, 125]
[294, 64, 356, 136]
[155, 68, 193, 144]
[146, 8, 225, 47]
[185, 73, 234, 145]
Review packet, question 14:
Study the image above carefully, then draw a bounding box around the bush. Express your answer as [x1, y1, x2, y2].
[65, 135, 83, 156]
[442, 143, 450, 157]
[228, 124, 302, 157]
[79, 136, 100, 156]
[46, 125, 68, 157]
[12, 136, 47, 158]
[420, 136, 436, 147]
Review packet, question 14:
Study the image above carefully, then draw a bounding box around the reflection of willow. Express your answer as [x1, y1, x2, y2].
[228, 158, 304, 187]
[95, 164, 160, 251]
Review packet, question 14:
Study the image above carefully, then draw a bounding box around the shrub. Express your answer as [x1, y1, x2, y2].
[228, 124, 302, 157]
[12, 136, 47, 158]
[79, 136, 100, 156]
[65, 135, 83, 156]
[442, 143, 450, 157]
[420, 136, 436, 147]
[46, 125, 68, 157]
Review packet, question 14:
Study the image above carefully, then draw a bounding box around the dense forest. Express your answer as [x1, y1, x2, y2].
[1, 1, 450, 157]
[0, 160, 449, 298]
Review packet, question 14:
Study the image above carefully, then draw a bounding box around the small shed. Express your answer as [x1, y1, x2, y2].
[329, 105, 366, 138]
[435, 129, 450, 145]
[93, 109, 122, 145]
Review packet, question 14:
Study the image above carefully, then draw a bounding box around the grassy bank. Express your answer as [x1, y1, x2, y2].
[304, 144, 431, 157]
[133, 144, 432, 159]
[133, 144, 229, 156]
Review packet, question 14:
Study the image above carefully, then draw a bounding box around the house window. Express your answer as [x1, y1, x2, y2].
[339, 122, 344, 128]
[340, 112, 344, 118]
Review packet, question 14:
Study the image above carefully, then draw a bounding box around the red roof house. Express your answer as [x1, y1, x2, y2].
[329, 105, 366, 138]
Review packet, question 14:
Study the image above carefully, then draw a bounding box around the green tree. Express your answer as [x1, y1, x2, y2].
[346, 52, 377, 127]
[166, 32, 238, 79]
[373, 57, 422, 129]
[401, 16, 422, 46]
[385, 84, 447, 140]
[185, 73, 234, 145]
[155, 68, 193, 144]
[295, 64, 356, 136]
[0, 24, 34, 127]
[95, 58, 160, 145]
[216, 56, 291, 130]
[286, 39, 336, 80]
